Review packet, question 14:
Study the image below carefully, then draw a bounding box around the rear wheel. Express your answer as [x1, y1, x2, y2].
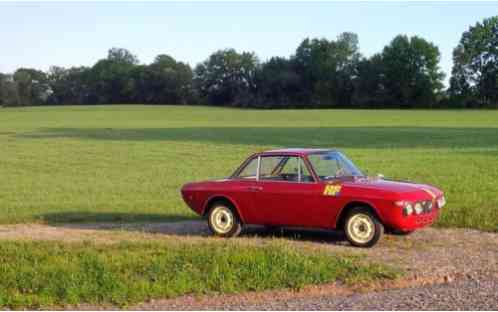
[207, 202, 242, 237]
[344, 207, 383, 247]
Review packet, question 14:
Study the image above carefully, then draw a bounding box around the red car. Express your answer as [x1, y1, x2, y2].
[181, 148, 445, 247]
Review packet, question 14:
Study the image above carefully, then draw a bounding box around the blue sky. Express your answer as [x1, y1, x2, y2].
[1, 2, 496, 86]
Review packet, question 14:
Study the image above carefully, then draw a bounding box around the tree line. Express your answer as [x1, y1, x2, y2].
[1, 16, 496, 109]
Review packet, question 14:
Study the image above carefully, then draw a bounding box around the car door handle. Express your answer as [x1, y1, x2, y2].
[247, 186, 263, 192]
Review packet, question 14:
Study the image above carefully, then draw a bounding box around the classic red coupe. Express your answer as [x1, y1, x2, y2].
[181, 149, 445, 247]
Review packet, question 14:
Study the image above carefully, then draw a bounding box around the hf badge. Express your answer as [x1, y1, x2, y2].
[323, 183, 342, 196]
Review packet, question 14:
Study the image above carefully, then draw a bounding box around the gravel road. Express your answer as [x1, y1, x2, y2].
[136, 273, 498, 310]
[328, 276, 498, 311]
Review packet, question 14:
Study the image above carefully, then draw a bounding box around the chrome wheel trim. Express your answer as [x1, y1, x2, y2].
[210, 206, 234, 234]
[347, 213, 375, 244]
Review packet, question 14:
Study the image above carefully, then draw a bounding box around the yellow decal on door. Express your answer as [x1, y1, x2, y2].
[323, 184, 342, 196]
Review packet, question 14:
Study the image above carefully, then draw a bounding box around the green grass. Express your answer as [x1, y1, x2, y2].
[0, 240, 398, 308]
[1, 105, 498, 231]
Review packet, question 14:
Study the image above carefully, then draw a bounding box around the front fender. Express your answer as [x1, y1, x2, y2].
[203, 193, 246, 223]
[333, 198, 385, 228]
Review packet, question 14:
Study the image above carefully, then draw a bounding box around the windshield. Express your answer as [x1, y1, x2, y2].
[307, 151, 364, 180]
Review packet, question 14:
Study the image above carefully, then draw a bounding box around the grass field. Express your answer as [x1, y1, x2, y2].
[0, 240, 398, 308]
[1, 105, 498, 231]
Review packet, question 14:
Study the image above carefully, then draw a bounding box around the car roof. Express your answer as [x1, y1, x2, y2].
[259, 148, 336, 156]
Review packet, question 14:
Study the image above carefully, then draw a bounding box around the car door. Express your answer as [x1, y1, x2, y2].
[250, 155, 332, 227]
[227, 156, 259, 223]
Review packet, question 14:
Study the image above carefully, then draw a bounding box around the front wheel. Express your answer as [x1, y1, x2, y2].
[207, 202, 242, 237]
[344, 207, 383, 247]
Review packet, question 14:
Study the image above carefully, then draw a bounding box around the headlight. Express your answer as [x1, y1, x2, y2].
[437, 196, 446, 209]
[396, 201, 414, 216]
[404, 202, 414, 216]
[414, 202, 423, 215]
[422, 200, 433, 212]
[427, 201, 433, 210]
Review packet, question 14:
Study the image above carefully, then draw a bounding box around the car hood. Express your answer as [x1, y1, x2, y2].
[343, 177, 442, 198]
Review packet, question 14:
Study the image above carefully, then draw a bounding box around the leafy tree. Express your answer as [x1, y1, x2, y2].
[88, 48, 139, 104]
[380, 35, 444, 108]
[292, 32, 361, 107]
[449, 16, 498, 108]
[107, 47, 139, 65]
[12, 68, 50, 106]
[146, 54, 193, 104]
[352, 54, 388, 108]
[194, 49, 259, 106]
[47, 66, 93, 105]
[0, 73, 20, 106]
[46, 51, 193, 106]
[254, 57, 302, 108]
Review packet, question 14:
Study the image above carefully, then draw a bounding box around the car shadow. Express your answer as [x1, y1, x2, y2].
[242, 226, 348, 245]
[38, 212, 199, 224]
[38, 212, 348, 245]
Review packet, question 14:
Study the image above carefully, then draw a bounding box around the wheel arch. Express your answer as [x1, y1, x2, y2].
[335, 200, 383, 230]
[203, 194, 245, 223]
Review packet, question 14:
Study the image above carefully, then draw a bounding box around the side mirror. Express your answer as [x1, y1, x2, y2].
[377, 173, 385, 179]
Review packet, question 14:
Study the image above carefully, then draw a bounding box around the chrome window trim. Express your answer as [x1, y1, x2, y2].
[257, 179, 317, 185]
[298, 157, 302, 182]
[256, 156, 261, 181]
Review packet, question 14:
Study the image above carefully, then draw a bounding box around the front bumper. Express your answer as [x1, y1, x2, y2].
[389, 205, 440, 232]
[400, 209, 439, 231]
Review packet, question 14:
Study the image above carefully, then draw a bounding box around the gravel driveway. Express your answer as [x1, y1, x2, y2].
[133, 275, 498, 311]
[136, 273, 498, 310]
[329, 275, 498, 311]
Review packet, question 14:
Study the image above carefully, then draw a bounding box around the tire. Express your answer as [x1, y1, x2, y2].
[207, 202, 242, 237]
[344, 207, 383, 247]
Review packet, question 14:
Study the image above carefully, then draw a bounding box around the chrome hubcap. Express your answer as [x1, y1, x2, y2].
[347, 213, 375, 244]
[210, 206, 234, 234]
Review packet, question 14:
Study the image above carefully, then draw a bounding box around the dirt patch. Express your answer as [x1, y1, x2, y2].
[0, 221, 209, 243]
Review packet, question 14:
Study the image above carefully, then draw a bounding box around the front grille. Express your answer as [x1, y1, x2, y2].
[421, 200, 433, 213]
[415, 214, 435, 225]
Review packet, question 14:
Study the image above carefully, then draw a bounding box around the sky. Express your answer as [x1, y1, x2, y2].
[1, 2, 497, 86]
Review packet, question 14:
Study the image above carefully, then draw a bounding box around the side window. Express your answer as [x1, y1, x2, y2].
[260, 156, 314, 182]
[280, 157, 299, 175]
[259, 156, 284, 180]
[308, 154, 338, 178]
[236, 157, 258, 179]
